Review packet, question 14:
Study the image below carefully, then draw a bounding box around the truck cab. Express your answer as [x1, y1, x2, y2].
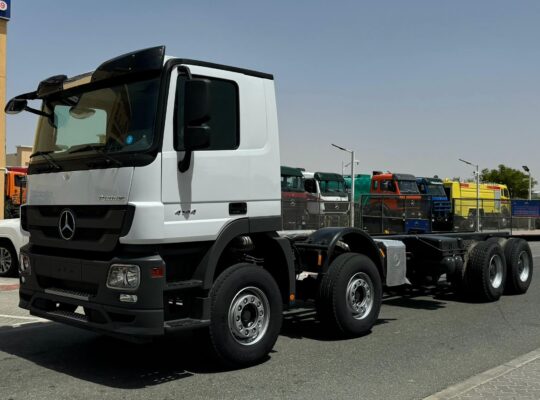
[370, 172, 423, 217]
[280, 166, 309, 229]
[343, 174, 371, 203]
[416, 176, 452, 230]
[443, 180, 511, 229]
[303, 172, 349, 226]
[4, 166, 28, 218]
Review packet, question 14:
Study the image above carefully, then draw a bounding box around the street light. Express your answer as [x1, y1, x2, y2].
[342, 160, 359, 175]
[459, 158, 480, 232]
[523, 165, 532, 230]
[332, 143, 355, 227]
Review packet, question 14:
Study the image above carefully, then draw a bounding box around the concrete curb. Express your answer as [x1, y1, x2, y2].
[424, 348, 540, 399]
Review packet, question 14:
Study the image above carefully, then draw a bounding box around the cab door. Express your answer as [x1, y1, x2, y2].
[160, 66, 279, 242]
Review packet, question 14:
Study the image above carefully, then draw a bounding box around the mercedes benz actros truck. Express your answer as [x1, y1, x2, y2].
[7, 46, 533, 367]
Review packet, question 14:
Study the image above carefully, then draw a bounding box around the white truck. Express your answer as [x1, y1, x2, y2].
[302, 171, 350, 227]
[6, 46, 534, 367]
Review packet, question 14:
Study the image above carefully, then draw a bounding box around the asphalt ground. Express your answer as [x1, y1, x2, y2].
[0, 242, 539, 400]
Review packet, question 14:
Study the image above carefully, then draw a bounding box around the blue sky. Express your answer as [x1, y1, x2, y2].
[5, 1, 540, 188]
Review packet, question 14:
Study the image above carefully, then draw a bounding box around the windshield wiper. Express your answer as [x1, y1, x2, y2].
[69, 144, 123, 167]
[29, 150, 62, 171]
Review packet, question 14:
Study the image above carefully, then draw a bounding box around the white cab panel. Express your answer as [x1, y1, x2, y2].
[27, 167, 133, 206]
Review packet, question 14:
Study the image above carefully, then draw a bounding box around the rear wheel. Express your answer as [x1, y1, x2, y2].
[0, 241, 17, 277]
[208, 263, 282, 367]
[317, 253, 382, 336]
[503, 238, 533, 294]
[464, 241, 506, 302]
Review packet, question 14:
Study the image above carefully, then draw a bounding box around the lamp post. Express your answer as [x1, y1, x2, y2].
[459, 158, 480, 232]
[342, 160, 359, 175]
[523, 165, 532, 230]
[332, 143, 355, 227]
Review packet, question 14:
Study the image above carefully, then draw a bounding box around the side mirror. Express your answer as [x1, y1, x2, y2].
[183, 79, 211, 151]
[5, 98, 28, 115]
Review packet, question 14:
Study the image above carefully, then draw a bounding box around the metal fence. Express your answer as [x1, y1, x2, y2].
[281, 197, 349, 230]
[281, 195, 514, 234]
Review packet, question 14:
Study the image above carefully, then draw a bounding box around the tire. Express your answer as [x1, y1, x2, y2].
[464, 241, 507, 302]
[208, 263, 282, 367]
[0, 240, 18, 277]
[317, 253, 382, 336]
[503, 238, 533, 294]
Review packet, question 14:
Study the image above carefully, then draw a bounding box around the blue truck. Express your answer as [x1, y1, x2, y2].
[416, 177, 452, 231]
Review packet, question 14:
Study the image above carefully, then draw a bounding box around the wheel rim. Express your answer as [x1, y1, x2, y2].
[0, 247, 12, 274]
[228, 286, 270, 346]
[517, 251, 531, 282]
[346, 272, 374, 320]
[488, 254, 503, 289]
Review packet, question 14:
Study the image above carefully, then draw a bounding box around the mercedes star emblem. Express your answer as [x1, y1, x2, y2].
[58, 209, 76, 240]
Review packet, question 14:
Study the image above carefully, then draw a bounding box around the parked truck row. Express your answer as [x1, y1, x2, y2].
[283, 165, 510, 233]
[5, 46, 533, 367]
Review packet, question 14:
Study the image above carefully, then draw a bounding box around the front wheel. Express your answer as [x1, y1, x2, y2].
[208, 263, 282, 367]
[317, 253, 382, 336]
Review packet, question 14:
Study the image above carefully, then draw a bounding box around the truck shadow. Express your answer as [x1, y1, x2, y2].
[281, 307, 395, 340]
[0, 286, 455, 389]
[0, 323, 243, 389]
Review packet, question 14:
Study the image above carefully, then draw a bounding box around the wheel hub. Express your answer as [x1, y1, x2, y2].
[517, 251, 530, 282]
[229, 287, 270, 346]
[0, 248, 12, 274]
[346, 272, 374, 320]
[488, 254, 503, 289]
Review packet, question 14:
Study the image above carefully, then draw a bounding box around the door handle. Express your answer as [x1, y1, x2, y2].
[229, 202, 247, 215]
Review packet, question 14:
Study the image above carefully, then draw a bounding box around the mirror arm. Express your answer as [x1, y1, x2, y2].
[24, 106, 51, 118]
[178, 151, 192, 173]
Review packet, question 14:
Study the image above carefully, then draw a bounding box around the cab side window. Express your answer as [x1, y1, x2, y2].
[175, 75, 239, 151]
[304, 179, 317, 194]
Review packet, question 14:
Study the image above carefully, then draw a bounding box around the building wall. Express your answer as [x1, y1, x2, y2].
[6, 145, 32, 166]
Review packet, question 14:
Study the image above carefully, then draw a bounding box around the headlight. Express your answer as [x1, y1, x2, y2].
[19, 253, 31, 275]
[106, 264, 140, 290]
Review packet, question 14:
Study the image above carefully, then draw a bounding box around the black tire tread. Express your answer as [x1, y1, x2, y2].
[208, 263, 282, 367]
[464, 241, 506, 302]
[317, 253, 381, 335]
[504, 238, 533, 294]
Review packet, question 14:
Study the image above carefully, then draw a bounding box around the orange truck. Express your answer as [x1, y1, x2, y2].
[369, 172, 424, 217]
[4, 166, 28, 218]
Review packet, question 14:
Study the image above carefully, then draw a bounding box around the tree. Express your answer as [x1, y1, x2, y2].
[480, 164, 537, 198]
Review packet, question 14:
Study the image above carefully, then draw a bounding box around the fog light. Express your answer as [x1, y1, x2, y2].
[107, 264, 140, 290]
[119, 294, 138, 303]
[19, 253, 31, 275]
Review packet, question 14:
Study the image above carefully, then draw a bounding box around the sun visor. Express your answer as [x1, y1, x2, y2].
[36, 75, 68, 98]
[91, 45, 165, 83]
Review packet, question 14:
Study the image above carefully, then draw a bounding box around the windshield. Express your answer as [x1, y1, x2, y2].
[318, 179, 346, 195]
[33, 77, 161, 159]
[397, 180, 420, 194]
[281, 175, 304, 192]
[427, 183, 447, 197]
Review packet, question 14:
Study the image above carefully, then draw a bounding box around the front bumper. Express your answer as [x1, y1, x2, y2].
[18, 246, 209, 339]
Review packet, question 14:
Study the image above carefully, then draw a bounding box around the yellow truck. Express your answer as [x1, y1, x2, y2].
[443, 180, 510, 229]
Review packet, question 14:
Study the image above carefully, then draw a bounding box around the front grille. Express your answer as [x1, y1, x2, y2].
[324, 202, 349, 213]
[26, 205, 134, 252]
